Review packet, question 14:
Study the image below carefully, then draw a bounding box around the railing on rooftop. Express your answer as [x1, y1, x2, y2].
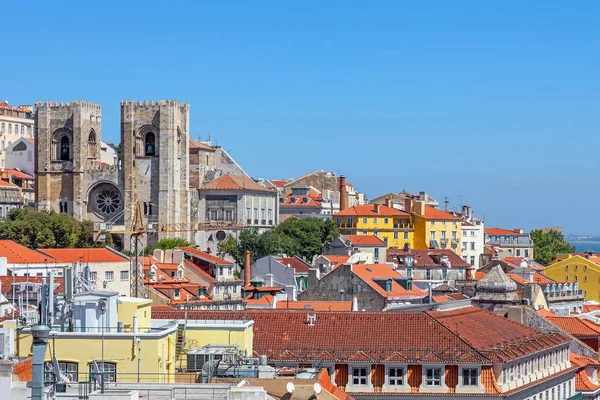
[50, 323, 177, 334]
[545, 290, 586, 301]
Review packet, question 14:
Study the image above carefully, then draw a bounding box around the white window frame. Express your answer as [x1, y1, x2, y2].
[383, 365, 410, 392]
[105, 271, 114, 282]
[456, 365, 485, 394]
[120, 270, 129, 281]
[347, 364, 372, 391]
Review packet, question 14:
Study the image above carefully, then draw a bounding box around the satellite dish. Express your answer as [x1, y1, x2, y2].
[313, 383, 322, 394]
[286, 382, 295, 393]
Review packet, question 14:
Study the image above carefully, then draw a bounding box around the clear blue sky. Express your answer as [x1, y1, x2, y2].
[3, 1, 599, 235]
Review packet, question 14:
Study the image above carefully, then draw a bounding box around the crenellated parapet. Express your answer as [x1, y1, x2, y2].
[34, 100, 102, 113]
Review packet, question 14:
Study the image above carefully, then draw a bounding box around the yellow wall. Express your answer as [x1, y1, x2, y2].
[412, 215, 462, 256]
[15, 329, 176, 383]
[336, 215, 414, 249]
[544, 255, 600, 301]
[117, 298, 153, 331]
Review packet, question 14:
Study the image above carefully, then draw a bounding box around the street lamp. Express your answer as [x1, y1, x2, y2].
[98, 298, 107, 393]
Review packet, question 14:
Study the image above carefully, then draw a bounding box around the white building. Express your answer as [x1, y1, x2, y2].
[0, 240, 65, 277]
[38, 248, 131, 296]
[0, 102, 34, 168]
[4, 138, 34, 176]
[454, 206, 485, 269]
[100, 141, 117, 166]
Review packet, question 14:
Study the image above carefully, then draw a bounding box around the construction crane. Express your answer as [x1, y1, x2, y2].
[92, 202, 248, 297]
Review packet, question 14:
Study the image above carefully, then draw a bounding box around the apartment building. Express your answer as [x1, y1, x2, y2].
[0, 102, 34, 168]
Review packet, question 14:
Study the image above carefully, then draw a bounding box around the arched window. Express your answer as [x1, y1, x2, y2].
[60, 136, 70, 161]
[145, 133, 155, 156]
[88, 130, 97, 158]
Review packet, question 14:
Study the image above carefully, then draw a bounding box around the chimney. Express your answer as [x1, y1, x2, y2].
[413, 200, 425, 216]
[244, 250, 251, 287]
[385, 198, 393, 208]
[514, 228, 523, 234]
[404, 198, 412, 213]
[374, 203, 380, 214]
[266, 273, 274, 288]
[339, 175, 347, 211]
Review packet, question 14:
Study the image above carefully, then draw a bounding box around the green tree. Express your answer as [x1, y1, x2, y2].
[531, 229, 575, 265]
[0, 207, 108, 249]
[144, 237, 192, 256]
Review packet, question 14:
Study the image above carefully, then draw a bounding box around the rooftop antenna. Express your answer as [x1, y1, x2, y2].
[444, 197, 449, 211]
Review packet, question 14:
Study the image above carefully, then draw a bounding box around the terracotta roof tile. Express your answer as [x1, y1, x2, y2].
[420, 205, 461, 221]
[276, 301, 352, 311]
[485, 228, 524, 236]
[268, 179, 289, 188]
[275, 257, 311, 273]
[343, 235, 386, 247]
[387, 249, 470, 268]
[0, 240, 56, 264]
[38, 248, 128, 263]
[547, 316, 600, 336]
[1, 168, 34, 180]
[351, 264, 427, 300]
[506, 272, 555, 285]
[335, 205, 408, 217]
[322, 255, 351, 270]
[201, 174, 275, 192]
[179, 247, 232, 266]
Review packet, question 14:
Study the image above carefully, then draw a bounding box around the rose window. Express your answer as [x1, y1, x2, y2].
[92, 185, 122, 217]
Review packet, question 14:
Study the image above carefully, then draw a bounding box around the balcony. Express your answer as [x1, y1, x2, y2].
[545, 290, 586, 302]
[451, 238, 459, 245]
[440, 238, 448, 245]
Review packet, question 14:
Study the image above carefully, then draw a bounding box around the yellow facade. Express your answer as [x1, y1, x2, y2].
[543, 255, 600, 301]
[335, 211, 413, 249]
[412, 214, 462, 256]
[15, 327, 177, 383]
[117, 297, 153, 331]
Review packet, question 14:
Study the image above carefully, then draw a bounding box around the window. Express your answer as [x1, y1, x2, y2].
[584, 276, 588, 282]
[509, 365, 514, 381]
[8, 124, 12, 134]
[470, 231, 475, 236]
[174, 288, 180, 297]
[210, 210, 218, 220]
[404, 232, 408, 240]
[93, 362, 117, 382]
[502, 366, 506, 384]
[352, 367, 368, 385]
[525, 249, 529, 257]
[517, 362, 521, 379]
[373, 217, 378, 224]
[565, 276, 568, 282]
[45, 361, 78, 384]
[516, 249, 521, 256]
[462, 368, 478, 386]
[442, 220, 446, 225]
[388, 367, 404, 386]
[470, 242, 475, 250]
[225, 210, 233, 220]
[441, 231, 446, 240]
[145, 132, 156, 156]
[105, 271, 114, 282]
[430, 231, 436, 240]
[394, 232, 398, 240]
[90, 271, 97, 282]
[425, 368, 442, 386]
[363, 218, 367, 224]
[60, 136, 70, 161]
[0, 123, 4, 133]
[452, 231, 457, 240]
[470, 256, 475, 265]
[565, 265, 569, 271]
[120, 271, 129, 281]
[462, 230, 467, 237]
[431, 220, 435, 225]
[374, 231, 379, 237]
[575, 265, 578, 271]
[215, 285, 220, 294]
[584, 265, 588, 271]
[383, 237, 388, 245]
[384, 218, 389, 224]
[362, 230, 367, 235]
[336, 217, 341, 224]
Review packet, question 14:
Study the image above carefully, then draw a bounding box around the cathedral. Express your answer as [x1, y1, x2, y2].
[34, 100, 279, 251]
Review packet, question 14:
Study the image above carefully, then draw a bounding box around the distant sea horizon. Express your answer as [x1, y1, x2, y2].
[570, 241, 600, 253]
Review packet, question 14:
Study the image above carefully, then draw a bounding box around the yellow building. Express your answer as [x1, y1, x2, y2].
[334, 204, 413, 249]
[543, 254, 600, 301]
[11, 293, 255, 384]
[409, 201, 462, 256]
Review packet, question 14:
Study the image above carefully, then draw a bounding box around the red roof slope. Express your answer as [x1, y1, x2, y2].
[201, 174, 275, 192]
[420, 205, 461, 221]
[153, 306, 568, 364]
[276, 257, 311, 273]
[352, 264, 427, 299]
[485, 228, 523, 236]
[39, 248, 128, 263]
[0, 240, 54, 264]
[179, 247, 233, 266]
[343, 235, 386, 247]
[546, 316, 600, 336]
[276, 301, 352, 311]
[1, 168, 34, 180]
[387, 248, 470, 268]
[428, 307, 570, 362]
[335, 205, 408, 217]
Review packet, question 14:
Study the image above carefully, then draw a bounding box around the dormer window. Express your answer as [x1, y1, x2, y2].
[174, 288, 180, 298]
[279, 198, 285, 203]
[302, 198, 309, 204]
[352, 367, 368, 385]
[425, 368, 442, 386]
[462, 368, 478, 386]
[291, 198, 298, 204]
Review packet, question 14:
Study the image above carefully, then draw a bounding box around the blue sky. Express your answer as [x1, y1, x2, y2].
[2, 1, 599, 234]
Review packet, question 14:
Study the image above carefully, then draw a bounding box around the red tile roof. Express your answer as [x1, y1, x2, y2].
[183, 259, 215, 283]
[351, 264, 427, 300]
[25, 138, 34, 144]
[12, 358, 33, 382]
[276, 257, 311, 273]
[276, 300, 352, 311]
[571, 353, 600, 392]
[189, 138, 215, 151]
[343, 235, 386, 247]
[179, 247, 233, 266]
[246, 294, 275, 306]
[201, 174, 275, 192]
[419, 205, 461, 221]
[0, 102, 31, 113]
[387, 248, 470, 268]
[268, 180, 289, 188]
[546, 316, 600, 336]
[537, 309, 556, 317]
[0, 240, 55, 264]
[153, 306, 568, 364]
[335, 205, 408, 217]
[485, 228, 524, 236]
[429, 307, 571, 362]
[1, 168, 34, 180]
[0, 276, 64, 294]
[320, 255, 351, 270]
[0, 180, 18, 188]
[582, 304, 600, 313]
[38, 248, 128, 263]
[506, 272, 555, 285]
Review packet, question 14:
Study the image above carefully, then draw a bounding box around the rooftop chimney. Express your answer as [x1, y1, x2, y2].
[244, 250, 251, 287]
[339, 175, 347, 211]
[514, 228, 523, 234]
[404, 198, 412, 213]
[385, 198, 393, 208]
[374, 203, 380, 214]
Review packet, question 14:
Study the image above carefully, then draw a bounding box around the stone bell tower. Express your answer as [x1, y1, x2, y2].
[35, 101, 102, 220]
[121, 100, 190, 246]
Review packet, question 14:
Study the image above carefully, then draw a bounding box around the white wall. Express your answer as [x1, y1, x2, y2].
[461, 222, 484, 269]
[4, 138, 34, 176]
